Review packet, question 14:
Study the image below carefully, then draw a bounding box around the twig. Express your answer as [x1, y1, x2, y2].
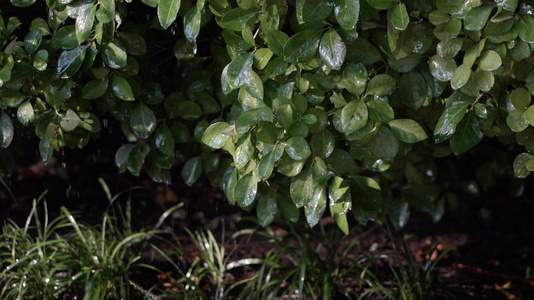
[0, 176, 17, 205]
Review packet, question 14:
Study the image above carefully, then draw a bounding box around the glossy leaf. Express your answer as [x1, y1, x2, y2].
[283, 28, 323, 64]
[450, 64, 472, 90]
[284, 137, 311, 161]
[450, 112, 481, 155]
[57, 45, 88, 77]
[507, 109, 529, 133]
[511, 87, 531, 110]
[399, 71, 426, 109]
[464, 5, 492, 31]
[0, 112, 14, 148]
[351, 175, 382, 212]
[478, 50, 502, 71]
[130, 102, 157, 139]
[433, 101, 468, 143]
[39, 137, 53, 165]
[221, 53, 253, 93]
[343, 63, 368, 96]
[340, 98, 368, 135]
[75, 3, 96, 44]
[366, 74, 395, 96]
[429, 55, 456, 82]
[10, 0, 36, 7]
[155, 125, 175, 156]
[304, 180, 327, 227]
[182, 156, 202, 186]
[366, 0, 396, 10]
[296, 0, 333, 23]
[101, 40, 127, 69]
[391, 3, 409, 31]
[310, 129, 335, 158]
[514, 153, 534, 178]
[202, 122, 232, 149]
[60, 109, 81, 132]
[158, 0, 182, 29]
[258, 150, 276, 180]
[367, 127, 399, 159]
[257, 195, 279, 227]
[97, 0, 115, 23]
[17, 100, 34, 125]
[24, 28, 42, 54]
[367, 100, 394, 123]
[335, 0, 359, 30]
[235, 172, 258, 207]
[221, 8, 258, 31]
[112, 75, 135, 101]
[389, 119, 427, 143]
[319, 28, 346, 71]
[329, 176, 351, 215]
[518, 14, 534, 43]
[184, 6, 202, 41]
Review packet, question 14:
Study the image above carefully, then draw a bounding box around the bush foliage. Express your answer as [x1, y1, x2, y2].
[1, 0, 534, 231]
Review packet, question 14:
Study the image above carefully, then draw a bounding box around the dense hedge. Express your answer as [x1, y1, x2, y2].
[1, 0, 534, 232]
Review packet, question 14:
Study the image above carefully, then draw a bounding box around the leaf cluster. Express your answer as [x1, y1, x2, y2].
[2, 0, 534, 231]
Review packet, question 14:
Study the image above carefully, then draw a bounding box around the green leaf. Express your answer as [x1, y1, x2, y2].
[329, 176, 352, 215]
[182, 156, 202, 186]
[335, 0, 359, 30]
[429, 54, 456, 82]
[507, 109, 529, 133]
[388, 196, 410, 229]
[304, 180, 327, 227]
[367, 126, 399, 159]
[296, 0, 333, 24]
[60, 109, 81, 132]
[0, 112, 14, 148]
[450, 64, 472, 90]
[39, 137, 53, 165]
[399, 71, 426, 109]
[351, 175, 382, 212]
[436, 38, 463, 59]
[81, 79, 108, 100]
[283, 28, 323, 64]
[235, 172, 258, 207]
[44, 81, 73, 109]
[433, 101, 469, 143]
[518, 14, 534, 43]
[258, 150, 276, 180]
[220, 8, 258, 31]
[319, 29, 346, 70]
[464, 5, 492, 31]
[324, 149, 357, 174]
[111, 75, 135, 101]
[45, 123, 64, 151]
[221, 53, 253, 93]
[388, 119, 427, 143]
[10, 0, 36, 7]
[115, 143, 135, 173]
[346, 38, 382, 65]
[343, 63, 368, 96]
[184, 6, 202, 41]
[340, 98, 368, 135]
[234, 133, 255, 170]
[130, 102, 157, 139]
[57, 45, 88, 77]
[178, 101, 203, 120]
[511, 87, 531, 110]
[97, 0, 115, 23]
[310, 129, 335, 158]
[276, 104, 293, 129]
[158, 0, 182, 29]
[33, 49, 48, 71]
[450, 112, 481, 155]
[265, 30, 289, 57]
[366, 74, 395, 96]
[367, 100, 394, 123]
[513, 153, 534, 178]
[155, 125, 175, 156]
[284, 137, 311, 161]
[53, 25, 78, 49]
[120, 32, 147, 56]
[366, 0, 395, 10]
[253, 48, 273, 70]
[202, 122, 232, 149]
[101, 39, 128, 69]
[257, 194, 279, 227]
[391, 3, 409, 31]
[24, 29, 43, 54]
[474, 69, 494, 92]
[244, 70, 264, 100]
[17, 100, 34, 125]
[75, 3, 96, 44]
[478, 50, 502, 72]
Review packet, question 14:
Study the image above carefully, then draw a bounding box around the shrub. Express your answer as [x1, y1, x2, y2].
[2, 0, 534, 231]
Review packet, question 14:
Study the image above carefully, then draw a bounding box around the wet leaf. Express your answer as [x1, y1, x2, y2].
[391, 3, 409, 31]
[10, 0, 36, 7]
[158, 0, 182, 29]
[335, 0, 359, 30]
[429, 54, 456, 82]
[343, 63, 368, 96]
[182, 156, 202, 186]
[514, 152, 534, 178]
[474, 69, 494, 92]
[451, 64, 472, 90]
[75, 3, 96, 44]
[434, 101, 468, 143]
[17, 100, 34, 125]
[24, 28, 42, 54]
[258, 150, 276, 180]
[221, 8, 258, 31]
[367, 126, 399, 159]
[0, 112, 14, 148]
[324, 149, 357, 174]
[366, 0, 396, 10]
[97, 0, 115, 23]
[310, 129, 335, 158]
[39, 137, 53, 165]
[518, 14, 534, 42]
[221, 53, 253, 93]
[284, 137, 311, 161]
[57, 45, 88, 77]
[340, 98, 368, 135]
[329, 176, 352, 215]
[304, 180, 327, 227]
[234, 133, 255, 170]
[346, 38, 381, 65]
[366, 74, 395, 96]
[257, 195, 279, 227]
[511, 87, 531, 110]
[367, 100, 394, 123]
[351, 175, 382, 212]
[277, 104, 293, 129]
[112, 75, 135, 101]
[60, 109, 81, 132]
[130, 102, 157, 138]
[507, 109, 529, 133]
[202, 122, 232, 149]
[283, 28, 323, 64]
[450, 112, 481, 155]
[101, 39, 127, 69]
[478, 50, 502, 71]
[184, 6, 202, 41]
[155, 125, 175, 156]
[389, 119, 427, 143]
[319, 28, 346, 70]
[464, 5, 493, 31]
[235, 172, 258, 207]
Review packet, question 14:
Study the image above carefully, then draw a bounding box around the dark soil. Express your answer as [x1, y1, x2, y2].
[2, 137, 534, 299]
